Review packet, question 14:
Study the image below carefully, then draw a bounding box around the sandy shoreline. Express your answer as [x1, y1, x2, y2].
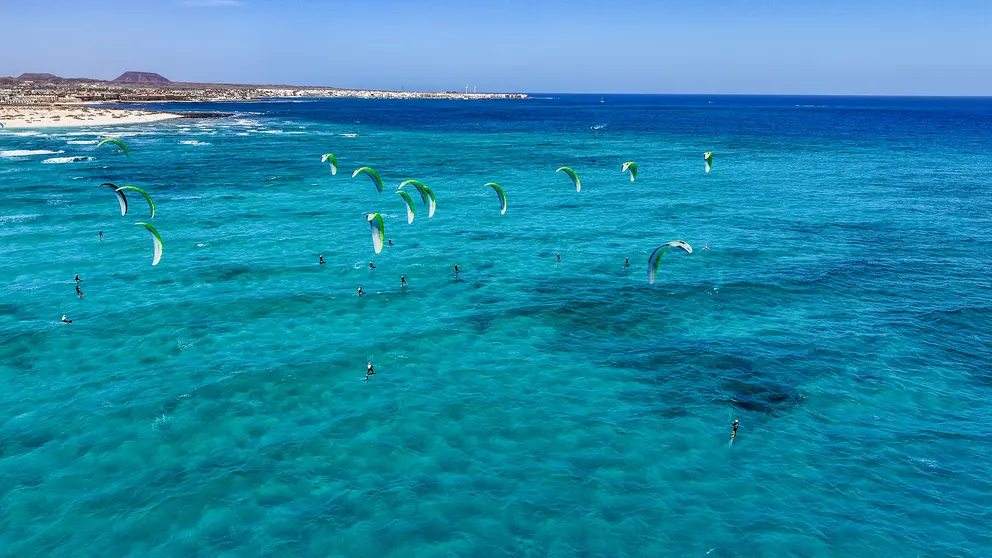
[0, 106, 181, 129]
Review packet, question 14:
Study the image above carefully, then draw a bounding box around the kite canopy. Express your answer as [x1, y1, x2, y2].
[485, 182, 507, 215]
[647, 240, 692, 285]
[352, 167, 383, 193]
[98, 138, 131, 158]
[398, 179, 430, 206]
[116, 186, 155, 219]
[367, 213, 385, 254]
[422, 185, 437, 218]
[136, 222, 163, 266]
[321, 153, 338, 175]
[396, 190, 416, 224]
[704, 152, 713, 173]
[99, 183, 128, 216]
[556, 167, 581, 192]
[621, 161, 638, 182]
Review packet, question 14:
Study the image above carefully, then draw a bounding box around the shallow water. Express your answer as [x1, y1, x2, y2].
[1, 95, 991, 557]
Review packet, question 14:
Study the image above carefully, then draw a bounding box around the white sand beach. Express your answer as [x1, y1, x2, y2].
[0, 106, 181, 129]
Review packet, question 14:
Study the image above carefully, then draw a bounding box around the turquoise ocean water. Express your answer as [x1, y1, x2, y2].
[1, 96, 990, 556]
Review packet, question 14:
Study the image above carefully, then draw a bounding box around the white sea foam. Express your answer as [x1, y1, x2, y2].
[92, 131, 147, 138]
[66, 140, 99, 145]
[179, 140, 211, 146]
[0, 214, 42, 226]
[43, 156, 94, 164]
[1, 150, 64, 158]
[152, 414, 171, 429]
[340, 133, 358, 138]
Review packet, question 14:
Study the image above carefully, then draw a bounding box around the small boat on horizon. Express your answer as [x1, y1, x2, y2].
[600, 96, 604, 103]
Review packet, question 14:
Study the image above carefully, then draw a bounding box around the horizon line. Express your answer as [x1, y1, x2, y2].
[4, 74, 990, 99]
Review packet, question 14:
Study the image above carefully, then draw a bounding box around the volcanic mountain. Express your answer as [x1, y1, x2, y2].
[113, 72, 171, 85]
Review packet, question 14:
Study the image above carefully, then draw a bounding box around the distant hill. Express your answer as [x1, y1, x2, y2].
[18, 72, 58, 80]
[113, 72, 171, 85]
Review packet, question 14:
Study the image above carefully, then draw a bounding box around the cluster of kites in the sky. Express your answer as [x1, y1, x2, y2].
[91, 138, 714, 282]
[319, 151, 713, 283]
[94, 138, 163, 266]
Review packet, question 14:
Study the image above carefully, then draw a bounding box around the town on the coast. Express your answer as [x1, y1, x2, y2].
[0, 71, 527, 128]
[0, 71, 528, 104]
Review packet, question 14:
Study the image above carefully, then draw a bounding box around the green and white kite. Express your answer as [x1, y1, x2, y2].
[556, 167, 581, 192]
[621, 161, 637, 182]
[422, 185, 436, 218]
[321, 153, 338, 175]
[485, 182, 507, 215]
[396, 190, 416, 224]
[647, 241, 692, 285]
[116, 186, 155, 219]
[136, 222, 163, 266]
[352, 167, 383, 193]
[367, 213, 385, 254]
[97, 138, 131, 158]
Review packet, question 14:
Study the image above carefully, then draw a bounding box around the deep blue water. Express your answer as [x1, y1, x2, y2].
[1, 95, 991, 557]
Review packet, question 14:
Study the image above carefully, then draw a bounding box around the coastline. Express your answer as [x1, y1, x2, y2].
[0, 106, 181, 129]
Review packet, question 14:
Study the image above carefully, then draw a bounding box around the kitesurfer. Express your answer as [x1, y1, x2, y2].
[61, 314, 72, 324]
[388, 239, 394, 247]
[357, 286, 366, 297]
[704, 243, 710, 251]
[731, 420, 739, 440]
[557, 253, 561, 266]
[624, 257, 630, 269]
[99, 230, 103, 241]
[75, 274, 81, 283]
[401, 275, 407, 287]
[454, 265, 460, 276]
[369, 262, 376, 270]
[319, 255, 326, 265]
[366, 361, 376, 380]
[75, 285, 84, 298]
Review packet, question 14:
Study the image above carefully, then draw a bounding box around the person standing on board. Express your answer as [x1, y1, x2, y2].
[731, 420, 739, 440]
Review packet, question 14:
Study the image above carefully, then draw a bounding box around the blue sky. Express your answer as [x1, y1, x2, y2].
[2, 0, 990, 95]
